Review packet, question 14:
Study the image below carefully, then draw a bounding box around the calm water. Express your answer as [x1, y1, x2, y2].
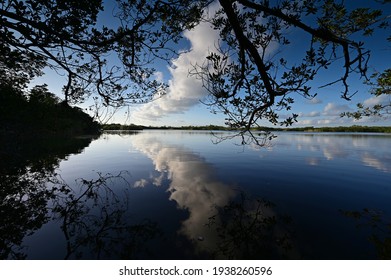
[1, 131, 391, 259]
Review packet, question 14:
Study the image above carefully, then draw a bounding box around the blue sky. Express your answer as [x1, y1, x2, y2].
[31, 0, 391, 127]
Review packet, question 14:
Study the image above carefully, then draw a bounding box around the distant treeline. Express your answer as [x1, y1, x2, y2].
[102, 123, 391, 133]
[275, 126, 391, 133]
[102, 123, 228, 131]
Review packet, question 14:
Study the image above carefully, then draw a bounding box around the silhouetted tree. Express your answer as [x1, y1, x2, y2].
[341, 68, 391, 119]
[29, 84, 60, 105]
[189, 0, 389, 134]
[0, 0, 208, 108]
[0, 83, 100, 137]
[1, 1, 389, 132]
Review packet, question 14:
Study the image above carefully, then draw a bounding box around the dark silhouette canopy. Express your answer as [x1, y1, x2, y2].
[1, 0, 389, 130]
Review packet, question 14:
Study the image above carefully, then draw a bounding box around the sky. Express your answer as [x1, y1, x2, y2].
[31, 0, 391, 127]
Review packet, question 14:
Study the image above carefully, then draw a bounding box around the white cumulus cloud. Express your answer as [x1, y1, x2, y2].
[131, 3, 221, 122]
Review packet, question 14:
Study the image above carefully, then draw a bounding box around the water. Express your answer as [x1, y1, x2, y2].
[1, 131, 391, 259]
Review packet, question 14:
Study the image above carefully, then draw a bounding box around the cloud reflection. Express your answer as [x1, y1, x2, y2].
[130, 134, 236, 252]
[276, 134, 391, 173]
[305, 157, 321, 166]
[361, 152, 391, 173]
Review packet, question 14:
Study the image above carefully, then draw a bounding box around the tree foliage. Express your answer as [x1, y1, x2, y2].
[1, 0, 389, 132]
[0, 0, 207, 108]
[0, 83, 100, 137]
[341, 68, 391, 120]
[189, 0, 390, 132]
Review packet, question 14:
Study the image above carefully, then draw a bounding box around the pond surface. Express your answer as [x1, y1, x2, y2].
[1, 131, 391, 259]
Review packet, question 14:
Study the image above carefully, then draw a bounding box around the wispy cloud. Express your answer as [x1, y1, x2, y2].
[363, 94, 390, 107]
[298, 118, 337, 126]
[323, 102, 351, 116]
[306, 97, 323, 105]
[299, 111, 321, 117]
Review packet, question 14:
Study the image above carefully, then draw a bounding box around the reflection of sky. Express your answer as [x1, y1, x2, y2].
[13, 131, 391, 259]
[130, 133, 236, 252]
[40, 131, 391, 258]
[361, 152, 391, 173]
[274, 133, 391, 173]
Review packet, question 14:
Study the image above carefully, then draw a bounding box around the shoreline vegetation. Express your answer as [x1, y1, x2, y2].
[102, 123, 391, 133]
[1, 84, 101, 140]
[1, 84, 101, 165]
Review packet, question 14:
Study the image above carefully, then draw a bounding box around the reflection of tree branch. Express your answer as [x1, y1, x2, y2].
[0, 134, 96, 259]
[340, 208, 391, 259]
[0, 169, 56, 259]
[211, 130, 276, 147]
[206, 192, 294, 259]
[50, 172, 160, 259]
